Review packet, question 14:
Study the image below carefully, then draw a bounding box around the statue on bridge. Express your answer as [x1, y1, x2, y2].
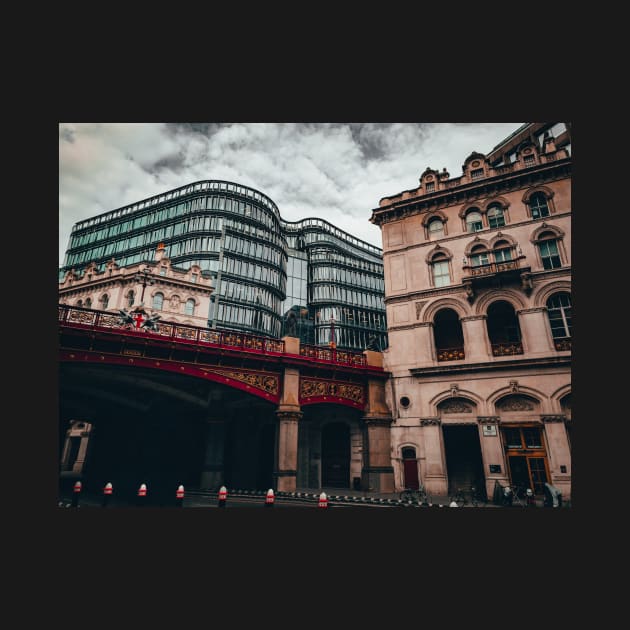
[285, 310, 297, 337]
[118, 304, 162, 332]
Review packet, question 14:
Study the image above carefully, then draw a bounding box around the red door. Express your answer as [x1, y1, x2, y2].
[402, 448, 419, 489]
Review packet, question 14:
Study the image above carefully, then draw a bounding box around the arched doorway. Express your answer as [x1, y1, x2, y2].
[321, 422, 350, 488]
[401, 447, 419, 490]
[442, 425, 486, 498]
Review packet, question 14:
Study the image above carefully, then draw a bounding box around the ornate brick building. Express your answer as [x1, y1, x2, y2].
[370, 123, 571, 501]
[59, 243, 214, 329]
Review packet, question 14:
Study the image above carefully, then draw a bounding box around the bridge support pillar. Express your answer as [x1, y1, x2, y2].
[274, 409, 303, 492]
[362, 416, 395, 493]
[361, 368, 394, 492]
[199, 419, 226, 490]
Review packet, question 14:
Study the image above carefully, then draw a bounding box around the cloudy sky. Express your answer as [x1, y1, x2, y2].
[59, 122, 523, 266]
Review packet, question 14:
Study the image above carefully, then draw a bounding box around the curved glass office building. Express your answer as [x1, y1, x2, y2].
[60, 180, 387, 351]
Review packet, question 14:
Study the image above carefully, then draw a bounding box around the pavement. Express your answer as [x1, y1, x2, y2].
[58, 484, 561, 508]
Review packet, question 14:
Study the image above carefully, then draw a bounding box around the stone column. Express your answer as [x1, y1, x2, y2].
[461, 315, 492, 362]
[199, 419, 226, 490]
[517, 307, 555, 355]
[274, 410, 302, 491]
[420, 418, 448, 496]
[542, 415, 572, 501]
[477, 416, 509, 499]
[361, 416, 395, 492]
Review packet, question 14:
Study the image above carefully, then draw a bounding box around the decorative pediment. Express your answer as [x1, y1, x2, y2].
[438, 397, 474, 414]
[497, 395, 539, 412]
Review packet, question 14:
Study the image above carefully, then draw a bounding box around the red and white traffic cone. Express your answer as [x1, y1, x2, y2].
[265, 488, 275, 507]
[318, 492, 328, 508]
[71, 481, 82, 508]
[176, 485, 185, 508]
[137, 483, 147, 507]
[102, 482, 113, 507]
[218, 485, 227, 508]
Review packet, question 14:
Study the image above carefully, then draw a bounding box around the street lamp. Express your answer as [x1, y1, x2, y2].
[135, 267, 155, 304]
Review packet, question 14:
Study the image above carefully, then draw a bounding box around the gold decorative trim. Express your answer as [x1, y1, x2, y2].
[300, 378, 363, 404]
[200, 367, 279, 396]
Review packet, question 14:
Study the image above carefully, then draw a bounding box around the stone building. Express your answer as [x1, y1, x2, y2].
[58, 243, 214, 328]
[370, 122, 572, 501]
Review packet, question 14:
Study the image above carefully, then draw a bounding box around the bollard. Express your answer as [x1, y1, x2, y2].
[176, 485, 185, 508]
[318, 492, 328, 508]
[449, 501, 459, 508]
[137, 483, 147, 507]
[102, 482, 113, 507]
[265, 489, 275, 507]
[218, 485, 227, 508]
[71, 481, 82, 508]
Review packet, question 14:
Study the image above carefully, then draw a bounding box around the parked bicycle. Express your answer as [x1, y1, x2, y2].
[399, 485, 431, 505]
[450, 486, 486, 507]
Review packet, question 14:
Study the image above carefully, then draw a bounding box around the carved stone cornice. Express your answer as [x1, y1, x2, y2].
[517, 307, 547, 315]
[541, 414, 566, 423]
[460, 315, 487, 322]
[420, 417, 441, 426]
[477, 416, 500, 424]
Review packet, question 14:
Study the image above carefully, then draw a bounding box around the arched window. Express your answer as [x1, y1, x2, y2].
[493, 240, 513, 264]
[84, 297, 92, 308]
[537, 232, 562, 269]
[529, 192, 550, 219]
[153, 292, 164, 311]
[427, 217, 444, 239]
[185, 299, 195, 316]
[486, 301, 523, 356]
[431, 253, 451, 287]
[433, 308, 465, 361]
[76, 299, 83, 307]
[465, 208, 483, 233]
[547, 293, 571, 340]
[470, 245, 490, 267]
[126, 290, 135, 308]
[487, 203, 505, 229]
[99, 294, 109, 310]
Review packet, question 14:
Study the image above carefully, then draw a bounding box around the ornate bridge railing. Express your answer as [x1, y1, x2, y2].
[60, 306, 373, 368]
[299, 344, 367, 367]
[59, 305, 285, 354]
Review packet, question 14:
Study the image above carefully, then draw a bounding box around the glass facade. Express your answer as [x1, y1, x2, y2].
[60, 180, 388, 350]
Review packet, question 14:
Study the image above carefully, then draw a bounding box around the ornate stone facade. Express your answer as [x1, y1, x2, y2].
[371, 123, 572, 500]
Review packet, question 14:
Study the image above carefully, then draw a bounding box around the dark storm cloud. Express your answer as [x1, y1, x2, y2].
[151, 151, 188, 173]
[60, 127, 75, 143]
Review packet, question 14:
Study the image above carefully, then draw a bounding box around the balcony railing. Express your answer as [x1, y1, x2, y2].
[59, 304, 285, 354]
[299, 344, 367, 367]
[554, 338, 571, 351]
[491, 342, 524, 356]
[464, 259, 521, 278]
[436, 346, 465, 362]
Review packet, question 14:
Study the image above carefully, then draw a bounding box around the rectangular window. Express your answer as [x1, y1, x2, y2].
[539, 240, 561, 269]
[471, 168, 484, 180]
[524, 154, 535, 166]
[425, 181, 435, 192]
[433, 261, 451, 287]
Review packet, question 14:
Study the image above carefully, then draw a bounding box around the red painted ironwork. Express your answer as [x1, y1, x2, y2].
[59, 305, 372, 369]
[299, 343, 367, 367]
